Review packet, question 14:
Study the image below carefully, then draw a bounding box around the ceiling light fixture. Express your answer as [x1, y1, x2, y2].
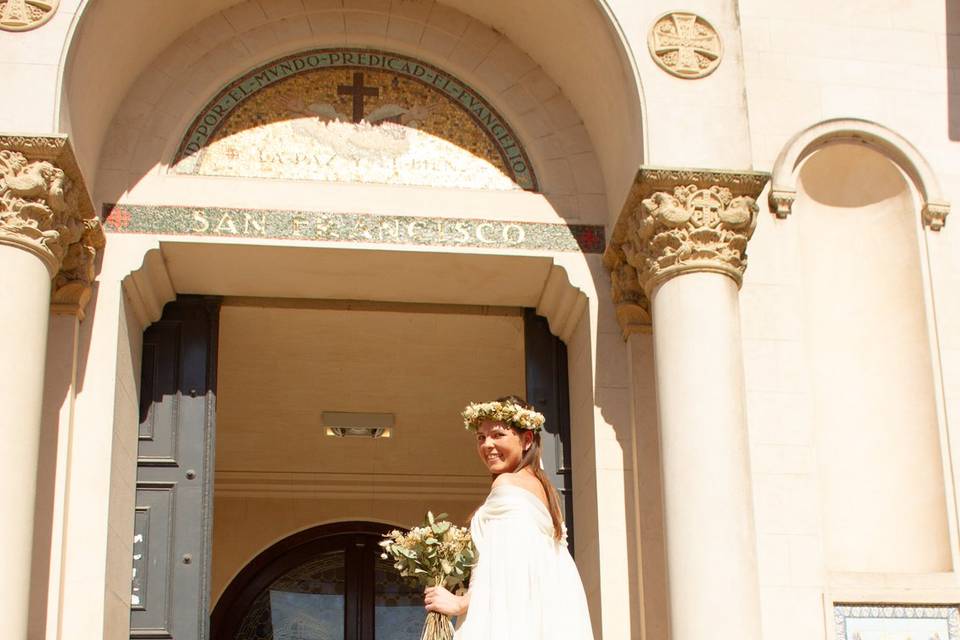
[322, 411, 394, 439]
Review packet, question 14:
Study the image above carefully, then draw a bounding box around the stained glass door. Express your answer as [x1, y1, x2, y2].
[213, 523, 427, 640]
[234, 551, 347, 640]
[373, 555, 424, 640]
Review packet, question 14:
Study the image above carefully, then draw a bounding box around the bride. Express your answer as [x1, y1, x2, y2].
[423, 396, 594, 639]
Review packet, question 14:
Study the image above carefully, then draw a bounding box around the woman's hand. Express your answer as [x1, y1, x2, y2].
[424, 585, 469, 617]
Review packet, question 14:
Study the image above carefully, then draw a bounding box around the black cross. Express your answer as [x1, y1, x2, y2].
[337, 72, 379, 123]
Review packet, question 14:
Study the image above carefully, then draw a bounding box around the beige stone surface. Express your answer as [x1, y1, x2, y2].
[0, 244, 53, 639]
[3, 0, 960, 638]
[741, 139, 960, 639]
[652, 271, 762, 640]
[53, 280, 141, 640]
[32, 314, 78, 640]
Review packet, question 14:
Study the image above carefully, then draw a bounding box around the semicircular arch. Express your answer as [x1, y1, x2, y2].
[769, 118, 950, 230]
[209, 520, 398, 640]
[173, 46, 539, 192]
[58, 0, 645, 222]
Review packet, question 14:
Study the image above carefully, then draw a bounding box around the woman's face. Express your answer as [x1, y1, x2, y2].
[475, 420, 531, 474]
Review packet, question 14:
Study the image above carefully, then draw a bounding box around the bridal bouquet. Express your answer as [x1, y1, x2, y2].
[379, 512, 476, 640]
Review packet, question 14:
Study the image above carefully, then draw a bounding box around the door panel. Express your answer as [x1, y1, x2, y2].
[131, 296, 221, 639]
[523, 309, 574, 549]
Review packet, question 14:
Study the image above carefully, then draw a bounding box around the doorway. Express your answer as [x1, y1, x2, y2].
[130, 296, 572, 640]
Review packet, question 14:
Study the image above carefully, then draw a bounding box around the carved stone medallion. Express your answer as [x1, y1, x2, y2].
[648, 12, 722, 79]
[0, 0, 59, 32]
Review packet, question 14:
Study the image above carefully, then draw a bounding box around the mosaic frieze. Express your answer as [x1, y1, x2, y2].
[102, 204, 604, 254]
[835, 604, 960, 640]
[174, 49, 537, 192]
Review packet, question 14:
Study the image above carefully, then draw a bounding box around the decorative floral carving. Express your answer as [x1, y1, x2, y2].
[604, 166, 770, 337]
[0, 0, 59, 32]
[607, 246, 652, 335]
[0, 135, 103, 318]
[627, 184, 758, 290]
[50, 218, 105, 320]
[0, 150, 75, 268]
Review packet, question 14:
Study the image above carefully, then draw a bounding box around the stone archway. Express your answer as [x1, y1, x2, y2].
[48, 2, 648, 637]
[58, 0, 646, 225]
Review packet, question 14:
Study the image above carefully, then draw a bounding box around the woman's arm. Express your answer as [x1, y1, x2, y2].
[424, 586, 470, 617]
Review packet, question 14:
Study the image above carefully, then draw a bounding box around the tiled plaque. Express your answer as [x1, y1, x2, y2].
[835, 604, 960, 640]
[102, 204, 606, 254]
[174, 49, 537, 192]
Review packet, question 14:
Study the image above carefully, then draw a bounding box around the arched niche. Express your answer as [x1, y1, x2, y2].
[58, 0, 645, 224]
[794, 141, 951, 573]
[769, 118, 950, 230]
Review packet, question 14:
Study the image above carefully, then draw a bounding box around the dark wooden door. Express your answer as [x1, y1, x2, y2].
[523, 309, 574, 550]
[131, 296, 221, 639]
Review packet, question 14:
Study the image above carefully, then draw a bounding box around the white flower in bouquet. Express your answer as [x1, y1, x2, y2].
[380, 511, 477, 640]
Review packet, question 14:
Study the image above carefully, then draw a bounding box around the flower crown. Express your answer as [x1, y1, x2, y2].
[462, 400, 545, 433]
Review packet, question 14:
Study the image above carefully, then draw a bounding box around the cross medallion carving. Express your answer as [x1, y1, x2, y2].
[648, 12, 722, 79]
[0, 0, 58, 31]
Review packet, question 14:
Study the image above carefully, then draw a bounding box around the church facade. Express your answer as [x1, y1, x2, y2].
[1, 0, 959, 639]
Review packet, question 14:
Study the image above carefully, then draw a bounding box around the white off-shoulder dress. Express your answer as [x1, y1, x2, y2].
[454, 484, 594, 640]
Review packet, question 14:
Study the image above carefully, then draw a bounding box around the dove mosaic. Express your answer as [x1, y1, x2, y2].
[174, 49, 537, 192]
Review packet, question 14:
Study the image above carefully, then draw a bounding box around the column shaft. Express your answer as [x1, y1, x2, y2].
[0, 244, 53, 638]
[0, 134, 104, 637]
[651, 272, 761, 640]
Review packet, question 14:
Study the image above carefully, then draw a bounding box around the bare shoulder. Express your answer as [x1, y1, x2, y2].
[492, 471, 548, 505]
[491, 472, 522, 488]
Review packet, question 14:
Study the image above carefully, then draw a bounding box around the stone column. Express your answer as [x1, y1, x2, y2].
[605, 167, 769, 640]
[0, 135, 103, 638]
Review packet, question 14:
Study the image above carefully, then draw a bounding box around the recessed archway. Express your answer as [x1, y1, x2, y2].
[58, 0, 645, 226]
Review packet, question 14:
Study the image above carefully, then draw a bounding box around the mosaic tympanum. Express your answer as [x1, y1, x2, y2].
[175, 49, 537, 192]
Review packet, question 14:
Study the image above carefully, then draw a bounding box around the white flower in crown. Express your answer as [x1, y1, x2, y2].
[461, 400, 546, 433]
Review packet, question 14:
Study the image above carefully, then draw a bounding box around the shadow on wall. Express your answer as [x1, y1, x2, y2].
[949, 0, 959, 140]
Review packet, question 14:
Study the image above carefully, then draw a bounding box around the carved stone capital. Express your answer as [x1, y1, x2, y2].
[0, 134, 103, 319]
[922, 201, 949, 232]
[604, 166, 770, 337]
[768, 188, 795, 219]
